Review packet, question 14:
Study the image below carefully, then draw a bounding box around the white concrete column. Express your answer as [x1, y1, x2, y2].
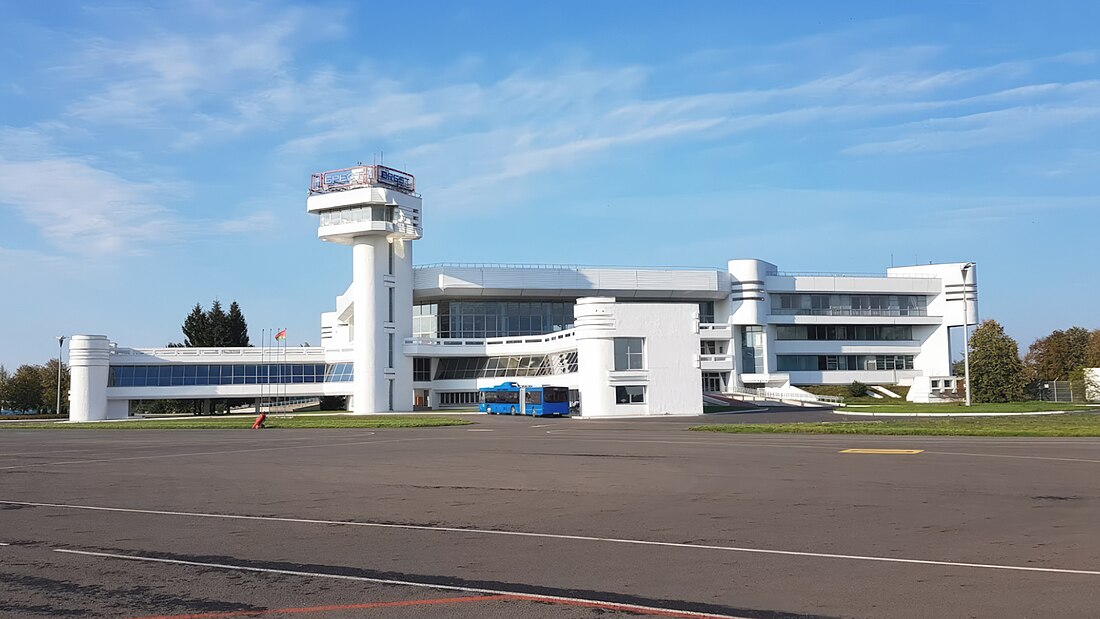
[68, 335, 113, 421]
[351, 238, 381, 413]
[391, 238, 414, 411]
[573, 298, 617, 417]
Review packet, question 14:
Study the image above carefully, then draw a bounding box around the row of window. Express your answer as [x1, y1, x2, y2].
[108, 363, 354, 387]
[318, 204, 395, 227]
[771, 294, 927, 316]
[413, 300, 575, 339]
[437, 391, 480, 405]
[776, 355, 916, 372]
[776, 325, 915, 341]
[434, 352, 579, 380]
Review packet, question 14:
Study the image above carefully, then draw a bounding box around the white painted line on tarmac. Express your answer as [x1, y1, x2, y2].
[466, 429, 494, 432]
[529, 436, 1100, 464]
[530, 424, 552, 428]
[0, 542, 8, 546]
[922, 450, 1100, 464]
[10, 500, 1100, 577]
[53, 548, 746, 619]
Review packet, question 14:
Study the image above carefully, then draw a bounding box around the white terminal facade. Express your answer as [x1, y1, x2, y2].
[68, 164, 979, 421]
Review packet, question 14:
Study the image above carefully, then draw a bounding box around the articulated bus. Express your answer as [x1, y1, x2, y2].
[478, 382, 570, 416]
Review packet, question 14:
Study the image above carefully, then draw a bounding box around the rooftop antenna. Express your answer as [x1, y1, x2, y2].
[380, 151, 384, 166]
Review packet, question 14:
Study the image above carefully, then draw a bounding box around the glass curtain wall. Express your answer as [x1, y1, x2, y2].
[741, 326, 765, 373]
[771, 294, 927, 316]
[414, 300, 574, 339]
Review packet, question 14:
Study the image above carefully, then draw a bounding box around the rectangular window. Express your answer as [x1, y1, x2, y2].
[388, 287, 394, 322]
[413, 358, 431, 382]
[388, 242, 394, 275]
[615, 385, 646, 404]
[613, 338, 645, 370]
[388, 333, 394, 369]
[388, 379, 394, 411]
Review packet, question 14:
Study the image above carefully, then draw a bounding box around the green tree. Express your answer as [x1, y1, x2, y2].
[968, 320, 1027, 403]
[227, 301, 250, 347]
[1086, 330, 1100, 368]
[178, 300, 251, 347]
[6, 364, 45, 412]
[1025, 326, 1091, 381]
[39, 359, 71, 415]
[0, 365, 10, 410]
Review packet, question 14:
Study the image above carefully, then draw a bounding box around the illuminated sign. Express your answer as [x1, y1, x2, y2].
[324, 167, 370, 188]
[376, 166, 415, 192]
[310, 165, 416, 194]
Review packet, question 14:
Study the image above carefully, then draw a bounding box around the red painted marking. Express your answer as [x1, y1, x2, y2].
[504, 593, 736, 618]
[127, 594, 509, 619]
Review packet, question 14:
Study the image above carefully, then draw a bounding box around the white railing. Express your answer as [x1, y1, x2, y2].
[699, 323, 733, 338]
[405, 329, 577, 348]
[415, 262, 718, 271]
[112, 347, 326, 358]
[770, 309, 929, 317]
[766, 270, 938, 279]
[730, 387, 843, 405]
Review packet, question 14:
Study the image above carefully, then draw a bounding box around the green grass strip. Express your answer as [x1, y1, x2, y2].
[690, 413, 1100, 437]
[1, 415, 472, 430]
[844, 402, 1092, 413]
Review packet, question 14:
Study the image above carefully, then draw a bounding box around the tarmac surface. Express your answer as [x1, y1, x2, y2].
[1, 410, 1099, 618]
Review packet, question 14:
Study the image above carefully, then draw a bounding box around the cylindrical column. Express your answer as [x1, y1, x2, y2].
[391, 237, 414, 411]
[68, 335, 112, 421]
[352, 239, 381, 413]
[574, 298, 617, 417]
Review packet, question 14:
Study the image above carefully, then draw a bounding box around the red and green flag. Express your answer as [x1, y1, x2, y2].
[274, 329, 287, 341]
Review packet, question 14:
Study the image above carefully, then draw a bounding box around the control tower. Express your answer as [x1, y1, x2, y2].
[307, 165, 422, 413]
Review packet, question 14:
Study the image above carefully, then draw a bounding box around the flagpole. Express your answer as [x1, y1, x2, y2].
[258, 328, 265, 414]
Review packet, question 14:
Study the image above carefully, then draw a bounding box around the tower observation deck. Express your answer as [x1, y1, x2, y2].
[307, 164, 422, 413]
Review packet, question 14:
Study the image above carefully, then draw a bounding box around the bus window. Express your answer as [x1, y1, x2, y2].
[526, 391, 542, 405]
[543, 387, 569, 403]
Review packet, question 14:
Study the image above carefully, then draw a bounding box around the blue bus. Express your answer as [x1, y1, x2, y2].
[479, 382, 570, 417]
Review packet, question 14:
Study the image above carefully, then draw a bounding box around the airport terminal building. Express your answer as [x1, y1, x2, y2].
[68, 165, 978, 420]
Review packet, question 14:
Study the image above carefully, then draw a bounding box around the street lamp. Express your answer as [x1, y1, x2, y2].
[56, 336, 66, 417]
[960, 263, 975, 407]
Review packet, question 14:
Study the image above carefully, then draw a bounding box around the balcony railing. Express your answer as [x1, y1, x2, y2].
[771, 308, 928, 317]
[766, 270, 939, 279]
[404, 329, 577, 348]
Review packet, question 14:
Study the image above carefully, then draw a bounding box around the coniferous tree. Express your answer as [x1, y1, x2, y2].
[177, 300, 251, 347]
[182, 303, 209, 347]
[227, 301, 250, 347]
[969, 320, 1027, 403]
[208, 300, 229, 347]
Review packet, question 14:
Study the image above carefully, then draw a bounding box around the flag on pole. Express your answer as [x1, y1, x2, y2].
[274, 328, 287, 341]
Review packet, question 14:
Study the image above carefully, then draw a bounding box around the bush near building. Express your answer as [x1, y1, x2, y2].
[968, 320, 1028, 403]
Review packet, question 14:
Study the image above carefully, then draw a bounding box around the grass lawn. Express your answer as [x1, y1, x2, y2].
[0, 415, 472, 430]
[691, 413, 1100, 437]
[844, 402, 1093, 413]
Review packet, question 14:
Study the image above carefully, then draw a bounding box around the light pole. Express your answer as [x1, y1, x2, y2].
[56, 336, 66, 417]
[960, 263, 974, 407]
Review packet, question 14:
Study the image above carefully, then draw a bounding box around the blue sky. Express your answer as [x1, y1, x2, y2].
[1, 1, 1098, 369]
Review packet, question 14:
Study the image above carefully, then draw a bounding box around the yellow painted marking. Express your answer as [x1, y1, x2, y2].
[839, 449, 924, 455]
